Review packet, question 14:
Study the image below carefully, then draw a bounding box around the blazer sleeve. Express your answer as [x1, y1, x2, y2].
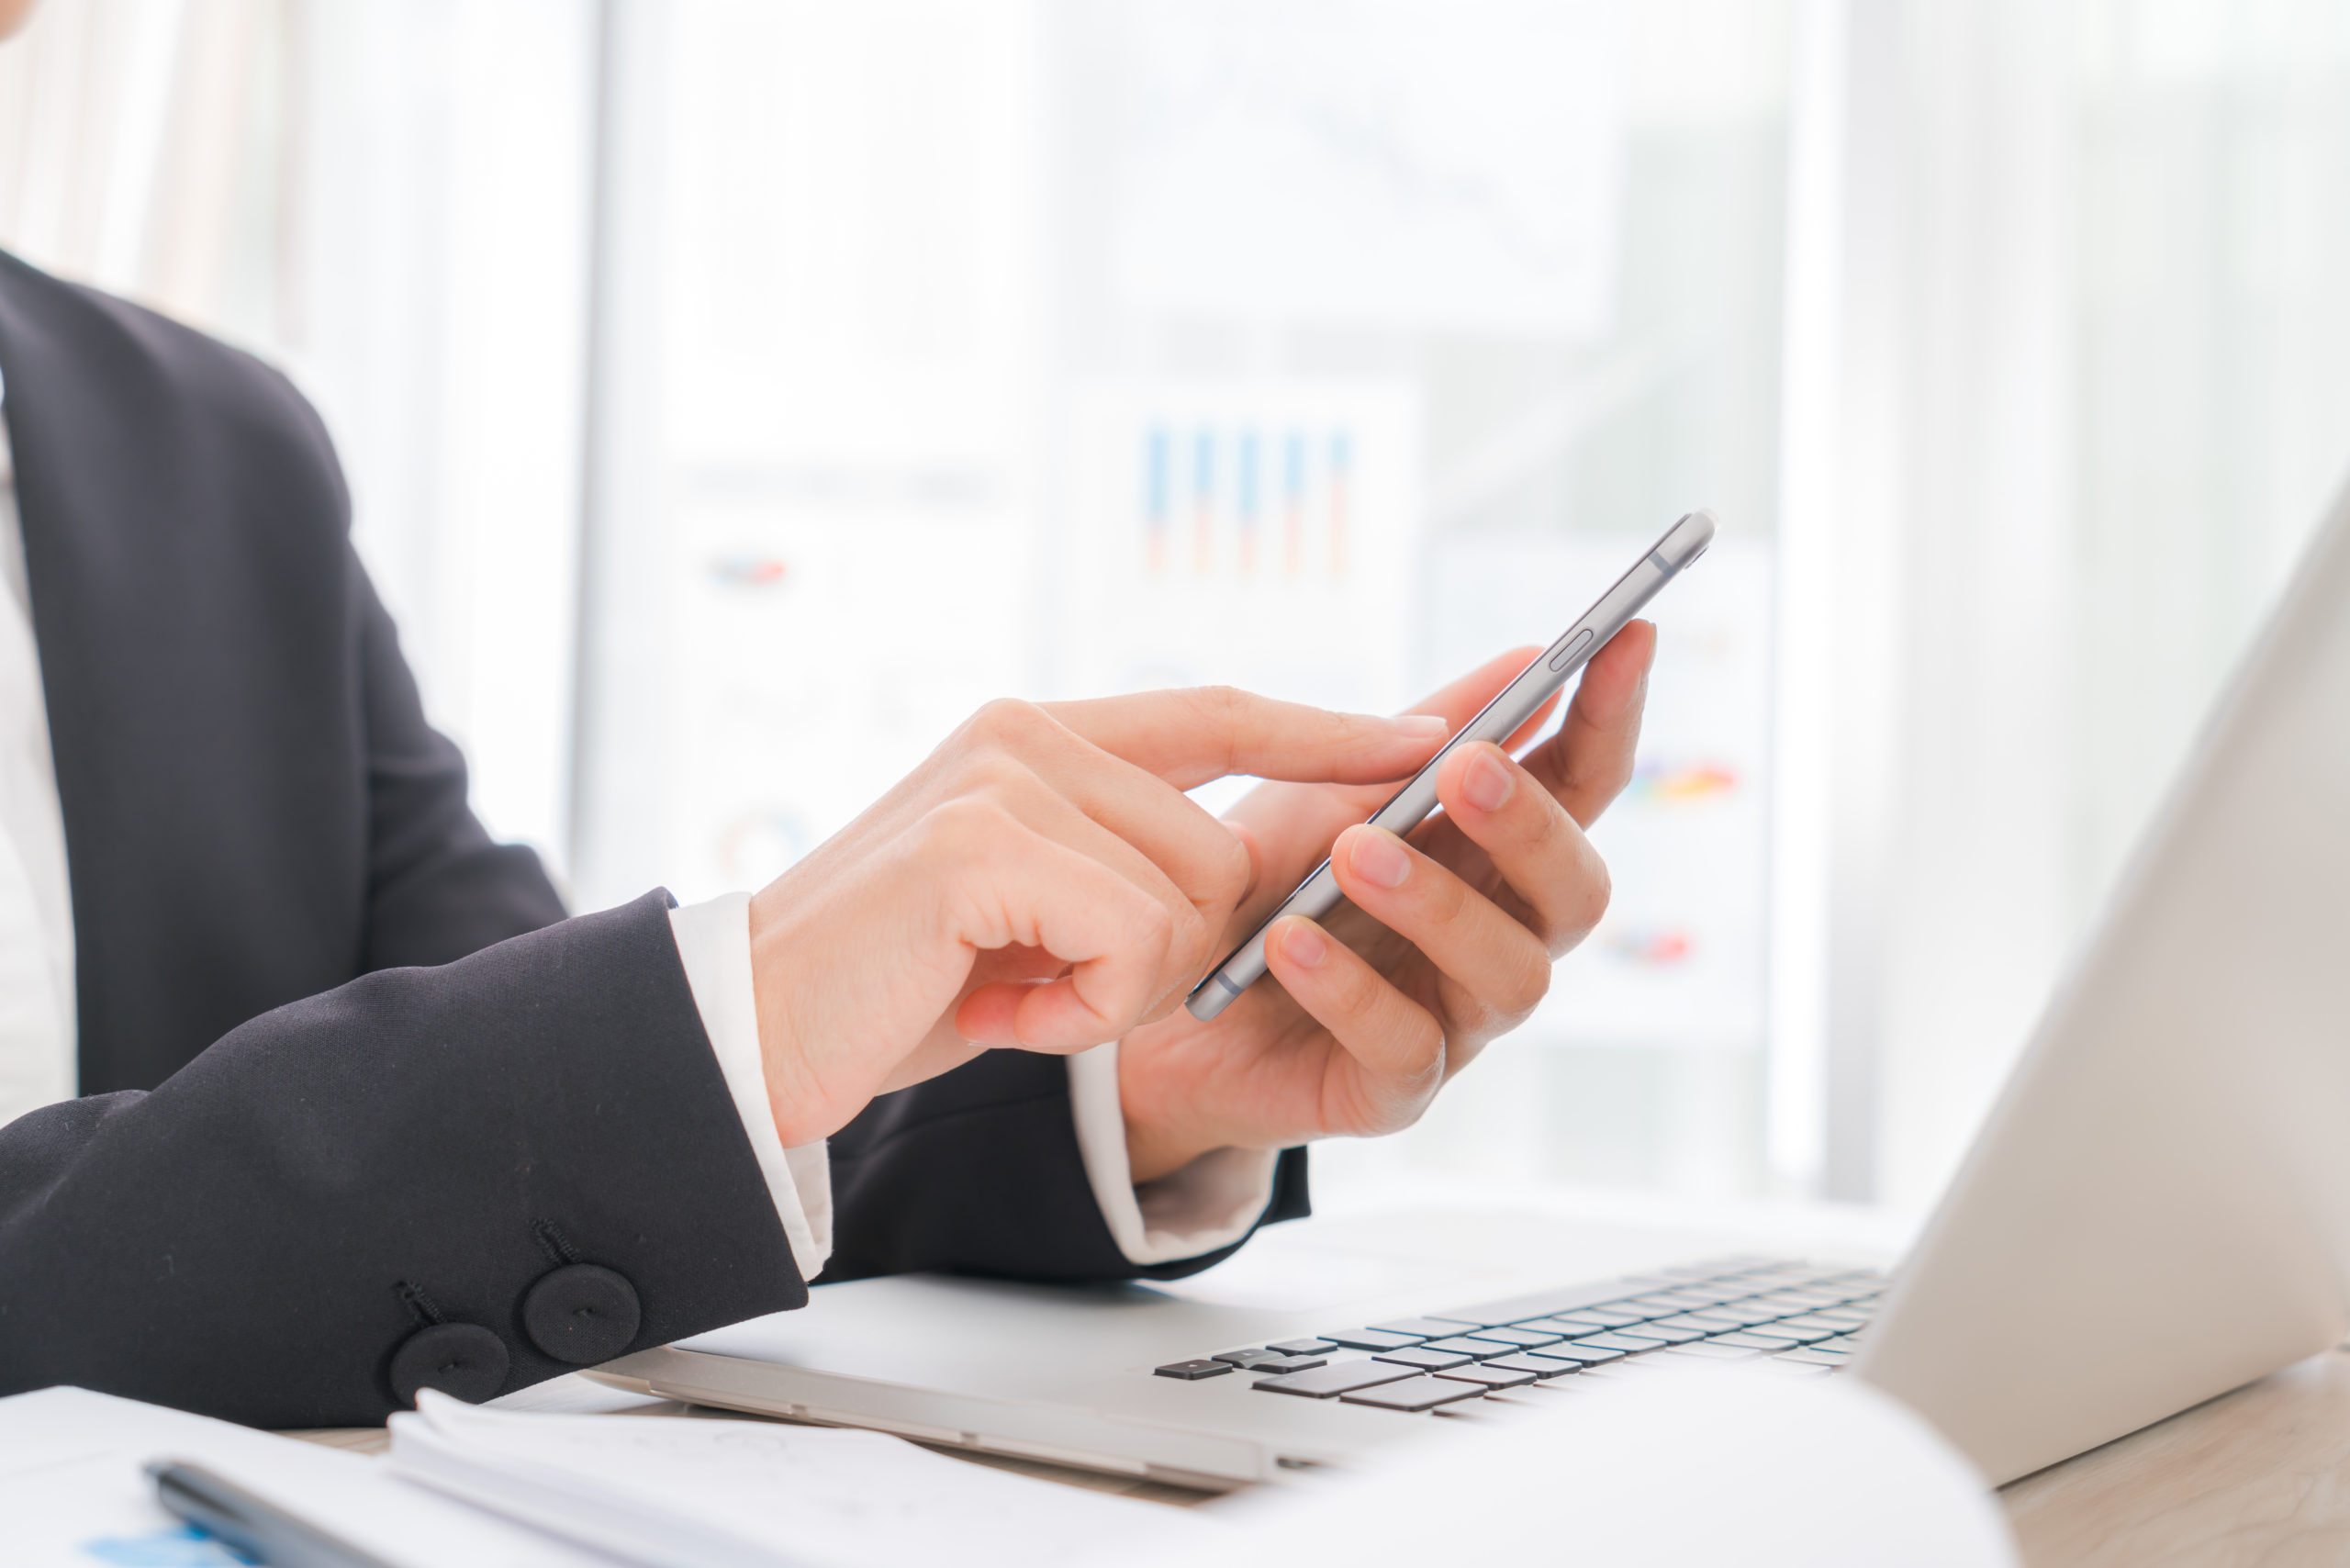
[0, 892, 802, 1428]
[352, 554, 570, 970]
[821, 1050, 1311, 1285]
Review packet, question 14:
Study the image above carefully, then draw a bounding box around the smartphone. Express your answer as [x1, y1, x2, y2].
[1183, 509, 1718, 1023]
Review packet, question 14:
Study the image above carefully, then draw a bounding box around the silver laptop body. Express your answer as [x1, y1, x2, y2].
[598, 479, 2350, 1490]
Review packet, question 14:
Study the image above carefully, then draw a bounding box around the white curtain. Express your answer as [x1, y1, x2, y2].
[0, 0, 288, 340]
[1778, 0, 2350, 1210]
[0, 0, 593, 879]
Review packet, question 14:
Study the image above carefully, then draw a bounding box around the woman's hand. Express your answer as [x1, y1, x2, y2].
[744, 690, 1451, 1148]
[1114, 624, 1656, 1181]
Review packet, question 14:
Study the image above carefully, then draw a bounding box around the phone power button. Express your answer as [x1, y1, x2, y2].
[1548, 629, 1596, 672]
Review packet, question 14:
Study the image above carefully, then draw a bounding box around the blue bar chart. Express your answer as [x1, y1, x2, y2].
[1065, 382, 1420, 718]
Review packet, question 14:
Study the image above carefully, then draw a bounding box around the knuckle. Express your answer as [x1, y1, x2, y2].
[1169, 900, 1214, 979]
[1378, 1094, 1434, 1137]
[1211, 831, 1252, 907]
[1501, 954, 1552, 1018]
[1203, 690, 1259, 776]
[1196, 683, 1246, 720]
[930, 794, 1020, 856]
[1132, 890, 1177, 951]
[1564, 851, 1613, 943]
[968, 696, 1048, 748]
[1426, 862, 1473, 926]
[1364, 1047, 1444, 1134]
[961, 748, 1035, 803]
[1188, 685, 1248, 772]
[1327, 946, 1382, 1014]
[1522, 786, 1572, 850]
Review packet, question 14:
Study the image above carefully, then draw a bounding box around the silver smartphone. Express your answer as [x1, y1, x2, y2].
[1183, 509, 1718, 1023]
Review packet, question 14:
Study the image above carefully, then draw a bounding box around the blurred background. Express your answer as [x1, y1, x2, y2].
[4, 0, 2347, 1218]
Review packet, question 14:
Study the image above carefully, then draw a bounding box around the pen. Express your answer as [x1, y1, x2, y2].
[148, 1458, 398, 1568]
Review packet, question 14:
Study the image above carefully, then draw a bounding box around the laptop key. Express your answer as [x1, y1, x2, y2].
[1770, 1315, 1854, 1335]
[1749, 1324, 1837, 1345]
[1250, 1353, 1330, 1374]
[1255, 1360, 1420, 1398]
[1564, 1333, 1667, 1356]
[1212, 1349, 1287, 1368]
[1420, 1336, 1515, 1359]
[1433, 1362, 1539, 1389]
[1703, 1331, 1813, 1351]
[1662, 1289, 1751, 1306]
[1529, 1342, 1627, 1366]
[1321, 1329, 1427, 1351]
[1463, 1326, 1564, 1349]
[1430, 1279, 1669, 1327]
[1373, 1346, 1477, 1371]
[1155, 1360, 1234, 1380]
[1268, 1338, 1339, 1356]
[1613, 1322, 1705, 1345]
[1340, 1377, 1489, 1412]
[1662, 1340, 1762, 1361]
[1683, 1303, 1785, 1327]
[1371, 1316, 1479, 1338]
[1533, 1307, 1645, 1329]
[1755, 1289, 1846, 1309]
[1477, 1353, 1578, 1379]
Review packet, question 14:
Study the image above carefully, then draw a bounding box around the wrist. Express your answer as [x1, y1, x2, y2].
[747, 882, 829, 1148]
[1116, 1034, 1228, 1182]
[1123, 1108, 1224, 1184]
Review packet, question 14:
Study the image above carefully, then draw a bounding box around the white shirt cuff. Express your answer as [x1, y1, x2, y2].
[667, 891, 833, 1281]
[1067, 1041, 1281, 1265]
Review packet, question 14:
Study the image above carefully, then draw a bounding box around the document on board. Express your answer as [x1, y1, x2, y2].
[0, 1385, 599, 1568]
[390, 1390, 1226, 1568]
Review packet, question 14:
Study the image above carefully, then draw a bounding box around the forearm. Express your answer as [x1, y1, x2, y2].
[0, 892, 799, 1428]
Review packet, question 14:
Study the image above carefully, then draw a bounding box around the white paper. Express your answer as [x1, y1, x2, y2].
[6, 1361, 2016, 1568]
[391, 1392, 1224, 1568]
[0, 1386, 599, 1568]
[1167, 1364, 2018, 1568]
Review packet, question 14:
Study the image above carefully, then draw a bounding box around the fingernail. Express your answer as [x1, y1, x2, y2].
[1282, 920, 1328, 968]
[1396, 714, 1449, 741]
[1463, 747, 1515, 812]
[1348, 827, 1411, 889]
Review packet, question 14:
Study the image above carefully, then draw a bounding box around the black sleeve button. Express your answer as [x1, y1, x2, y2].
[388, 1322, 509, 1405]
[522, 1262, 643, 1364]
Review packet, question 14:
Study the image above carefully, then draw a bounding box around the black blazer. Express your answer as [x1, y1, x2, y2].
[0, 251, 1304, 1427]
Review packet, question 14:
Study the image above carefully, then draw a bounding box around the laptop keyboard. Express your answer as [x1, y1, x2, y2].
[1151, 1256, 1884, 1412]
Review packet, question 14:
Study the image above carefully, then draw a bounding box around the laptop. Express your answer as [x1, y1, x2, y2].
[595, 478, 2350, 1491]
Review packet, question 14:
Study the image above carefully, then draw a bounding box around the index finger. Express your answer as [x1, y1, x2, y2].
[1040, 686, 1449, 790]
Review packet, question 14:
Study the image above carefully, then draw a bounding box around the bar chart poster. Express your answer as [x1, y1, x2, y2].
[1060, 381, 1421, 720]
